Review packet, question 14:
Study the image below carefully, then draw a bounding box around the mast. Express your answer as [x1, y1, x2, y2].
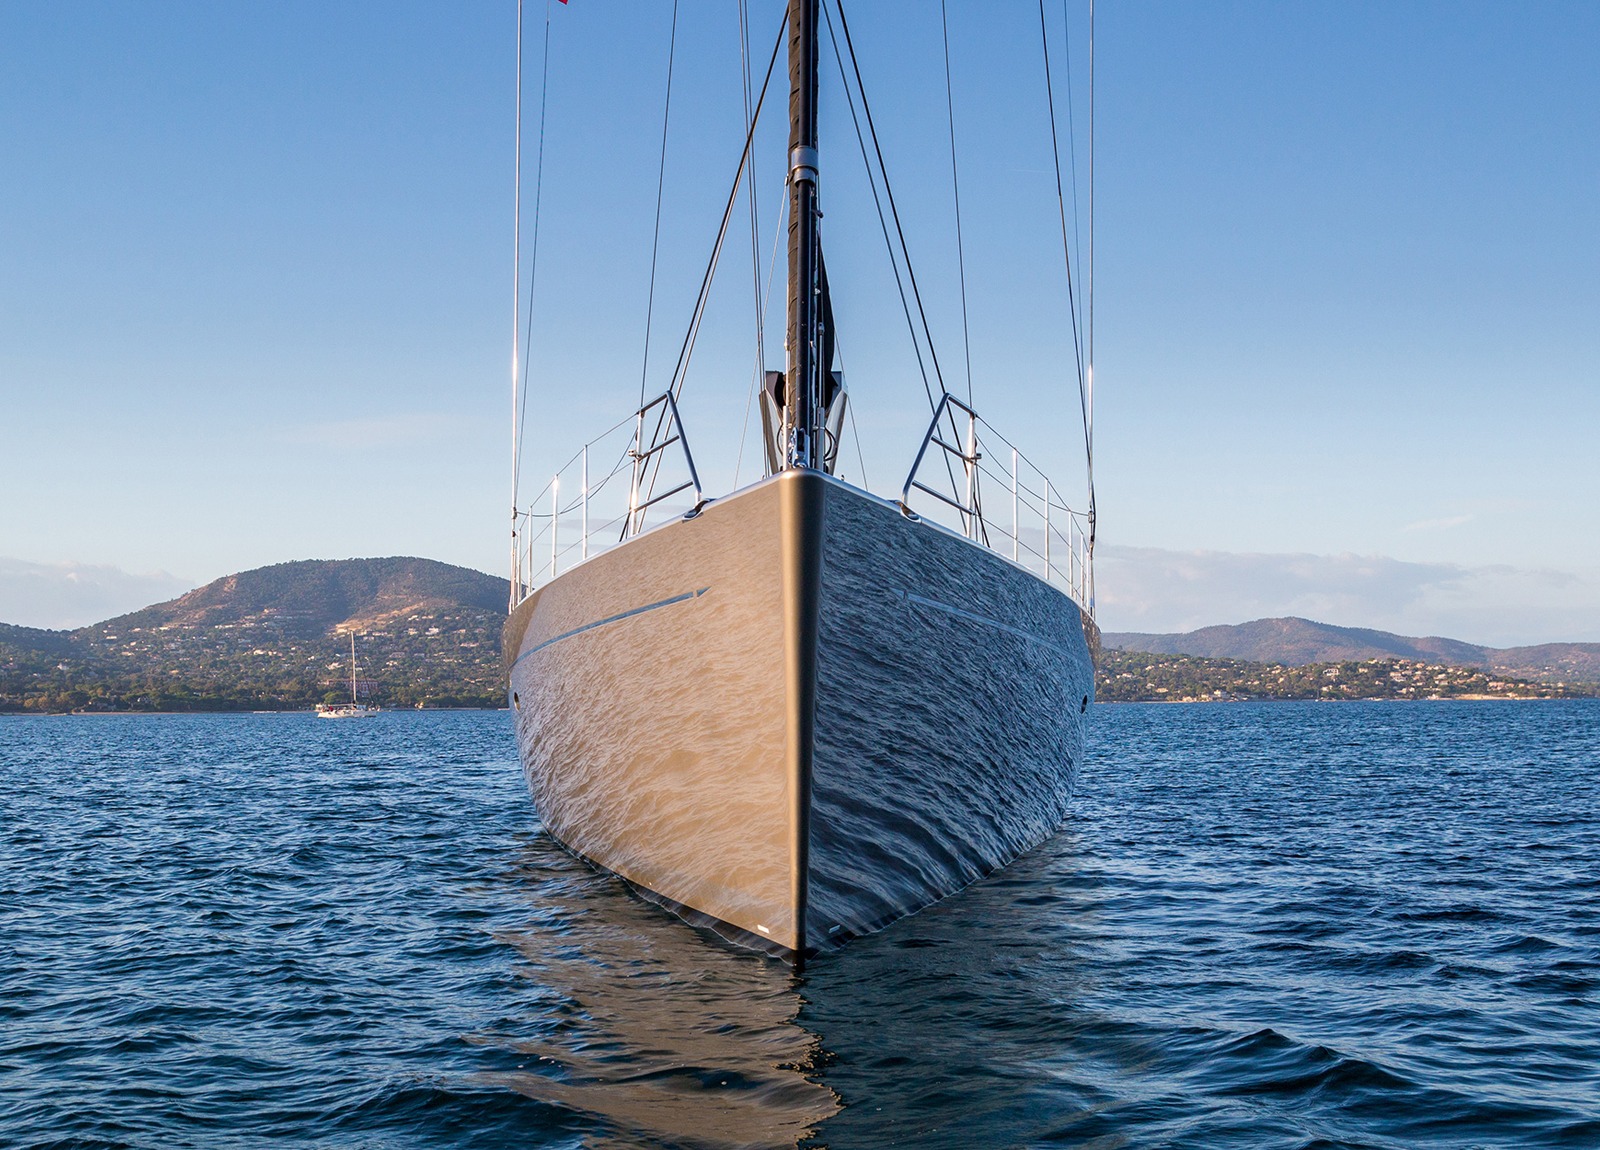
[1087, 0, 1096, 612]
[784, 0, 821, 470]
[349, 632, 358, 705]
[509, 0, 525, 610]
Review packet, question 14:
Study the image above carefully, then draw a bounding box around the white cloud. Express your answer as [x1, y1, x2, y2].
[1095, 546, 1600, 647]
[0, 558, 194, 630]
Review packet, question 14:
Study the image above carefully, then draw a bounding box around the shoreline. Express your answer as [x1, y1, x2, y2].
[2, 706, 511, 718]
[5, 697, 1589, 717]
[1097, 694, 1586, 705]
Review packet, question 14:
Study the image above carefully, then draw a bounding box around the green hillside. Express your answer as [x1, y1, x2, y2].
[1, 558, 508, 713]
[1096, 648, 1594, 703]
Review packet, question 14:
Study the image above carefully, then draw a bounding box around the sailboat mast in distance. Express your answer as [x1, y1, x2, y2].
[785, 0, 821, 470]
[318, 631, 379, 718]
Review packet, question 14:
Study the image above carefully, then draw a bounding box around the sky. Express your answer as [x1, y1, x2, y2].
[2, 1, 1596, 642]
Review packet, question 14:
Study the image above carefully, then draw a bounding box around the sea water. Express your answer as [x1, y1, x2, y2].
[2, 703, 1595, 1148]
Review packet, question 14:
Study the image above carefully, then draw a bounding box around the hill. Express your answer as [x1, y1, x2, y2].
[1102, 617, 1600, 687]
[1, 558, 509, 713]
[1097, 649, 1592, 703]
[0, 622, 76, 659]
[91, 557, 506, 638]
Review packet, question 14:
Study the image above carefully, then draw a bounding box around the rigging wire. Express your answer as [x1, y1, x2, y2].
[638, 0, 680, 407]
[1039, 0, 1089, 442]
[832, 337, 870, 488]
[514, 0, 553, 514]
[739, 0, 765, 377]
[1040, 0, 1096, 588]
[847, 398, 869, 488]
[821, 1, 936, 416]
[1058, 0, 1085, 354]
[831, 1, 952, 406]
[829, 0, 964, 505]
[661, 10, 785, 401]
[636, 8, 786, 519]
[1043, 0, 1094, 594]
[510, 1, 557, 607]
[1088, 0, 1096, 564]
[939, 0, 974, 405]
[732, 0, 767, 490]
[735, 191, 789, 487]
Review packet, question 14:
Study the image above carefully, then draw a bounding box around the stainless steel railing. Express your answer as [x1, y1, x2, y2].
[901, 393, 1094, 616]
[516, 388, 1093, 620]
[512, 390, 704, 605]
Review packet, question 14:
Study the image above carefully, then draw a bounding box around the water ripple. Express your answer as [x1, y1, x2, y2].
[2, 702, 1597, 1147]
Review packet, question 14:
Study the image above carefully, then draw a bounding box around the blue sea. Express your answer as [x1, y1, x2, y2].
[3, 702, 1596, 1149]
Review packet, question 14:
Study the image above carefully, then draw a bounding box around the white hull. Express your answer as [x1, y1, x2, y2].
[316, 704, 380, 719]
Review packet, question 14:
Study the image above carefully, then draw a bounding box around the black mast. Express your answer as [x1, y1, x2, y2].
[784, 0, 821, 470]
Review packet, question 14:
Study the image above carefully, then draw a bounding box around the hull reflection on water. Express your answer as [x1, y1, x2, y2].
[478, 839, 838, 1149]
[480, 831, 1097, 1150]
[799, 833, 1103, 1148]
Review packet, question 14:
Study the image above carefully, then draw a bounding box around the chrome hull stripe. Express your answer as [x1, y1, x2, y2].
[511, 587, 709, 670]
[900, 590, 1080, 658]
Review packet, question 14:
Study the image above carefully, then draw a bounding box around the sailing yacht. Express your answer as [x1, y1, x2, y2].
[317, 632, 379, 719]
[504, 1, 1096, 961]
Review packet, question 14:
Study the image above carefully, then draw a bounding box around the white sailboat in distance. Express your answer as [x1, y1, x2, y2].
[317, 632, 379, 719]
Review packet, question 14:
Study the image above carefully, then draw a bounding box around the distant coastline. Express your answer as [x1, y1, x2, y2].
[1096, 648, 1594, 704]
[1099, 695, 1583, 706]
[5, 559, 1596, 714]
[2, 706, 511, 718]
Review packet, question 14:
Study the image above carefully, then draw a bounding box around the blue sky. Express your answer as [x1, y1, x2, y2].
[2, 2, 1596, 641]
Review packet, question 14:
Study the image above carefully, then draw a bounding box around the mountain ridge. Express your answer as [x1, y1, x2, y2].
[1102, 617, 1600, 685]
[89, 557, 506, 636]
